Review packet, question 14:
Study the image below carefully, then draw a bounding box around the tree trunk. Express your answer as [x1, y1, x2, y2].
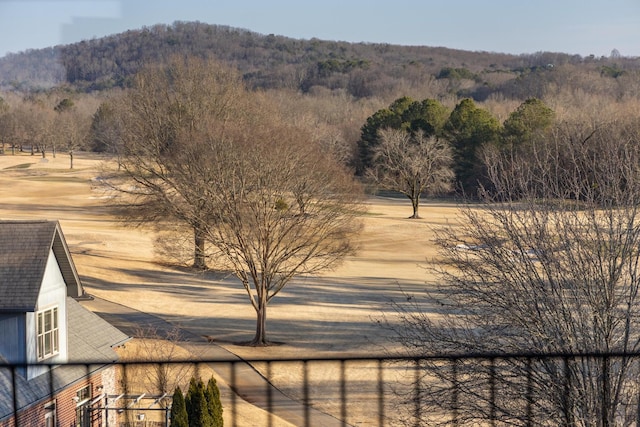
[69, 151, 73, 169]
[409, 194, 421, 219]
[251, 291, 268, 346]
[193, 226, 207, 269]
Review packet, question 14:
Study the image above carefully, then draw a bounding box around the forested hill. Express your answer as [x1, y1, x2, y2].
[1, 20, 639, 101]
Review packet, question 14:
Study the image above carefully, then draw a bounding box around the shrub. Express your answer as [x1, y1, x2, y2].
[170, 386, 188, 427]
[206, 377, 223, 426]
[186, 377, 213, 427]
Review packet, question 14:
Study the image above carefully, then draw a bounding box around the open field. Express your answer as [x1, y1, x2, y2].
[0, 152, 460, 425]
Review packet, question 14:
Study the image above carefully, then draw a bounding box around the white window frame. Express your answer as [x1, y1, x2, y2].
[75, 386, 92, 427]
[36, 306, 59, 361]
[44, 401, 56, 427]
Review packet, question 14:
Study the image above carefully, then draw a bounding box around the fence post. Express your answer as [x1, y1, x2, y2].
[563, 356, 572, 427]
[526, 357, 533, 427]
[451, 358, 459, 427]
[413, 358, 421, 427]
[377, 358, 384, 427]
[602, 355, 609, 427]
[340, 359, 346, 426]
[489, 357, 496, 427]
[303, 360, 310, 427]
[266, 361, 273, 427]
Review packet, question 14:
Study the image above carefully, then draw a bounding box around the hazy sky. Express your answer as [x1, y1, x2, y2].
[1, 0, 639, 58]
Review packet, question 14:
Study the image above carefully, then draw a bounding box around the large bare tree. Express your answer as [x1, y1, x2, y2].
[110, 56, 363, 345]
[110, 55, 247, 269]
[368, 128, 453, 218]
[175, 115, 364, 345]
[387, 120, 640, 425]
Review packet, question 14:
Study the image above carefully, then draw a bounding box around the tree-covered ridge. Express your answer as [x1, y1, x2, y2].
[1, 20, 639, 101]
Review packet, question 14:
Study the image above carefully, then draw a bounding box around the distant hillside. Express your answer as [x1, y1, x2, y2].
[1, 21, 639, 102]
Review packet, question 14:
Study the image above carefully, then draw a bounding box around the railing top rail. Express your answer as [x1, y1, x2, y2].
[2, 350, 640, 368]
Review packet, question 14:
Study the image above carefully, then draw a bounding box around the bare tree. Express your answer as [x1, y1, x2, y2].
[127, 326, 196, 396]
[110, 55, 247, 269]
[368, 128, 453, 218]
[387, 120, 640, 426]
[110, 56, 364, 345]
[0, 97, 8, 154]
[12, 100, 53, 157]
[180, 116, 364, 346]
[54, 109, 90, 168]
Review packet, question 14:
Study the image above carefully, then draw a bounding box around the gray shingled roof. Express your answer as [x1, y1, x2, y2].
[0, 220, 82, 311]
[66, 297, 130, 363]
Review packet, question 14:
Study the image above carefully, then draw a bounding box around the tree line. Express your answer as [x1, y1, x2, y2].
[1, 20, 639, 103]
[358, 95, 554, 216]
[0, 93, 94, 168]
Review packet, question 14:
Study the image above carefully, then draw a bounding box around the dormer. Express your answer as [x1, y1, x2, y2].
[0, 220, 86, 379]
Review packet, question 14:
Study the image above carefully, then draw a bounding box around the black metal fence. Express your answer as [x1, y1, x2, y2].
[3, 352, 640, 427]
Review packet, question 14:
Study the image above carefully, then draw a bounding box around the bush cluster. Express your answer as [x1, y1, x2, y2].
[170, 376, 223, 427]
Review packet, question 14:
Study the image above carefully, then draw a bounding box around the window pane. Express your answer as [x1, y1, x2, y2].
[44, 332, 51, 355]
[44, 311, 51, 331]
[53, 330, 59, 352]
[38, 335, 43, 359]
[38, 312, 43, 334]
[53, 308, 58, 329]
[77, 386, 90, 402]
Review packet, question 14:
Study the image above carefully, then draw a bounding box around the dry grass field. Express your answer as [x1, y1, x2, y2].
[0, 152, 460, 425]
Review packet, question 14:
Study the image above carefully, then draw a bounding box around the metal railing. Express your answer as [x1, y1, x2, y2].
[3, 352, 640, 427]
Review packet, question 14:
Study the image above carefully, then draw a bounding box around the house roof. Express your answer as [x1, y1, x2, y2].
[0, 220, 82, 312]
[66, 297, 130, 362]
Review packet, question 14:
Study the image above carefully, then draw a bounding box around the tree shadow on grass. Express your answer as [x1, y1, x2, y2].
[80, 263, 445, 356]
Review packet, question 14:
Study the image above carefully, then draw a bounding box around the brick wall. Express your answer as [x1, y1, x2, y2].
[0, 367, 118, 427]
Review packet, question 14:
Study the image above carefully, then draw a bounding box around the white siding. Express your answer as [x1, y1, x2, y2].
[26, 249, 69, 379]
[0, 313, 26, 363]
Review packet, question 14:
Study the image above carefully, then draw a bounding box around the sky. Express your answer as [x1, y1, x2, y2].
[0, 0, 639, 59]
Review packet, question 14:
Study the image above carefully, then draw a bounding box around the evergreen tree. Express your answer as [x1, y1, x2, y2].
[358, 107, 402, 173]
[186, 377, 214, 427]
[443, 98, 501, 195]
[89, 102, 121, 153]
[358, 96, 449, 174]
[401, 98, 449, 136]
[502, 98, 555, 150]
[205, 377, 223, 426]
[170, 386, 189, 427]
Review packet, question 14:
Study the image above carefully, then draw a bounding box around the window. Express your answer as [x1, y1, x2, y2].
[37, 306, 59, 360]
[44, 401, 56, 427]
[75, 386, 91, 427]
[76, 385, 91, 404]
